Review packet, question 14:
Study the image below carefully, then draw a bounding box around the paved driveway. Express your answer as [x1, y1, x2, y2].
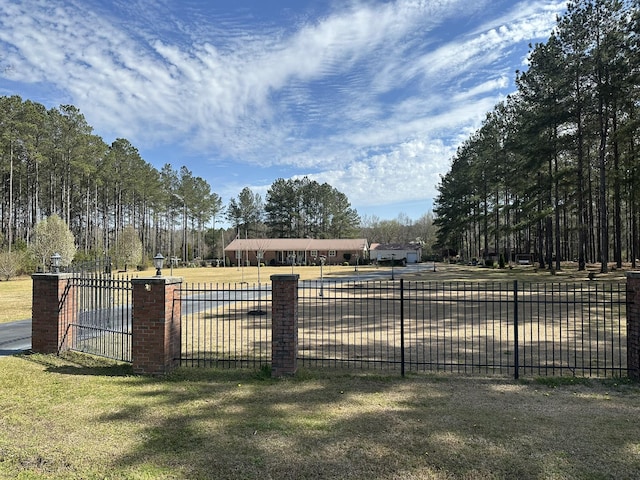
[0, 319, 31, 357]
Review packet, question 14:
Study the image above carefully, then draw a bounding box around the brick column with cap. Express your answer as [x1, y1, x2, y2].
[627, 272, 640, 380]
[271, 274, 299, 377]
[31, 273, 77, 354]
[131, 276, 182, 375]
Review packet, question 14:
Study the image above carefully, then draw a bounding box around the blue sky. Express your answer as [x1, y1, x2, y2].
[0, 0, 566, 224]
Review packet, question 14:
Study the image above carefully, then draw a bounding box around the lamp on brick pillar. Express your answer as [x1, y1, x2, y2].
[153, 253, 165, 276]
[50, 252, 61, 274]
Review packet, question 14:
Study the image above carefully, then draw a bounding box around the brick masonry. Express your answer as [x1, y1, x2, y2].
[627, 272, 640, 380]
[271, 274, 299, 377]
[131, 277, 182, 375]
[31, 273, 77, 354]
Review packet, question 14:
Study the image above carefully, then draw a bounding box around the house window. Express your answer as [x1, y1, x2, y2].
[328, 250, 336, 257]
[310, 250, 318, 258]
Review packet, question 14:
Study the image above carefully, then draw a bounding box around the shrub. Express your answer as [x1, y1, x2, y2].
[0, 250, 22, 280]
[114, 225, 143, 272]
[30, 214, 77, 270]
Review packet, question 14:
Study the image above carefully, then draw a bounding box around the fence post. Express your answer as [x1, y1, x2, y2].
[31, 272, 77, 354]
[400, 278, 405, 377]
[271, 274, 299, 377]
[513, 280, 519, 380]
[626, 272, 640, 380]
[131, 276, 182, 375]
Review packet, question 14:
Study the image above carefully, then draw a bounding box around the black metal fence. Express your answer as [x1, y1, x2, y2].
[61, 274, 132, 362]
[177, 279, 626, 378]
[68, 257, 114, 275]
[179, 283, 272, 368]
[56, 275, 625, 377]
[298, 279, 626, 377]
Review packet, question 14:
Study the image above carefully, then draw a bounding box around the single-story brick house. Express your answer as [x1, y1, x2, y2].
[224, 238, 369, 266]
[370, 242, 422, 264]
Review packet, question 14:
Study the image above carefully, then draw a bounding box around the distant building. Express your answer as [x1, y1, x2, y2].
[370, 243, 422, 264]
[224, 238, 369, 266]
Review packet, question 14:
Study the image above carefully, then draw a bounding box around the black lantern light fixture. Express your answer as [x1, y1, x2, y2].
[50, 252, 61, 274]
[153, 253, 165, 276]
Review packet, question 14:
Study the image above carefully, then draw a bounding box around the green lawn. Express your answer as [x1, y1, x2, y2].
[1, 352, 639, 479]
[0, 275, 32, 324]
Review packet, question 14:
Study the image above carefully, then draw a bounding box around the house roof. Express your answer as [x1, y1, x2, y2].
[224, 238, 369, 252]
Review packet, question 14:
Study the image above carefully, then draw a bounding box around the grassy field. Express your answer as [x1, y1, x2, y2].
[0, 275, 33, 324]
[0, 352, 639, 479]
[0, 261, 631, 324]
[0, 264, 357, 324]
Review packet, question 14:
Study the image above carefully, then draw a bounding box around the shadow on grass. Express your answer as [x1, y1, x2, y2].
[20, 350, 134, 376]
[0, 348, 28, 356]
[11, 353, 640, 479]
[94, 365, 640, 479]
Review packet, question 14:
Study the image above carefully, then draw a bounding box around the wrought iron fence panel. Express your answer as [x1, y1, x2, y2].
[179, 282, 272, 368]
[68, 256, 113, 275]
[402, 281, 515, 375]
[298, 279, 401, 369]
[517, 282, 626, 377]
[297, 279, 626, 378]
[62, 273, 132, 362]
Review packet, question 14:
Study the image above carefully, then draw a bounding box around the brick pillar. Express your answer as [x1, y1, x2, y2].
[627, 272, 640, 380]
[271, 274, 299, 377]
[131, 277, 182, 375]
[31, 273, 77, 354]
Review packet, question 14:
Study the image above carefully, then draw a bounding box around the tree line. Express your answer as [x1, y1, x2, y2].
[225, 180, 439, 258]
[225, 178, 360, 239]
[0, 96, 226, 265]
[434, 0, 640, 272]
[0, 96, 375, 270]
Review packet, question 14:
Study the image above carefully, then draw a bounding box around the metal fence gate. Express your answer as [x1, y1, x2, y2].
[61, 273, 132, 362]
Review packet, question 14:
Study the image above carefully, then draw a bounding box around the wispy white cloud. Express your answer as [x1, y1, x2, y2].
[0, 0, 566, 216]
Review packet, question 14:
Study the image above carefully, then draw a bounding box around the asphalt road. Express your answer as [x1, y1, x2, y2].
[0, 319, 31, 357]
